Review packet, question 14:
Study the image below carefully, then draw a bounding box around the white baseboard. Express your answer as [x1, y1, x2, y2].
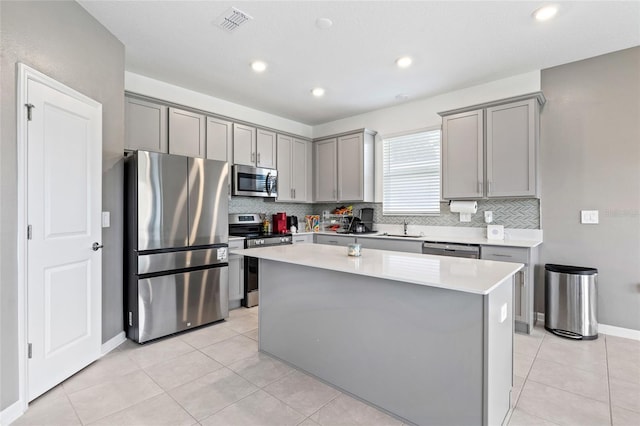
[101, 331, 126, 356]
[535, 313, 640, 341]
[598, 324, 640, 341]
[0, 399, 25, 426]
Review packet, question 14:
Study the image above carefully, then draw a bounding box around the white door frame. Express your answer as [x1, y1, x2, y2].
[14, 63, 103, 415]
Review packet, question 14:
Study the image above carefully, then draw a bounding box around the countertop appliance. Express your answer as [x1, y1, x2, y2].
[287, 215, 298, 232]
[272, 212, 287, 234]
[229, 213, 292, 307]
[422, 242, 480, 259]
[232, 164, 277, 197]
[124, 151, 229, 343]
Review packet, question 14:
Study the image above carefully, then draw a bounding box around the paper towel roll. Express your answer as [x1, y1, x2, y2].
[449, 201, 478, 214]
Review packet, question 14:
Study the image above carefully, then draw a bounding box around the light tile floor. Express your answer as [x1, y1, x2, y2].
[12, 308, 640, 426]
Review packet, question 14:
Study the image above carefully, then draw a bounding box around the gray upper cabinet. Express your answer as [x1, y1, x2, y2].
[486, 99, 538, 197]
[337, 133, 365, 201]
[206, 117, 232, 162]
[440, 93, 544, 199]
[125, 97, 168, 153]
[442, 110, 484, 199]
[314, 129, 375, 203]
[314, 138, 338, 202]
[168, 107, 206, 158]
[233, 125, 276, 168]
[256, 129, 277, 169]
[277, 135, 310, 202]
[233, 123, 256, 166]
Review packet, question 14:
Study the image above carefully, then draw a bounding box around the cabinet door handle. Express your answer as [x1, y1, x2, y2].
[488, 181, 492, 194]
[478, 182, 483, 194]
[257, 152, 261, 164]
[492, 254, 512, 258]
[251, 152, 255, 162]
[293, 188, 296, 199]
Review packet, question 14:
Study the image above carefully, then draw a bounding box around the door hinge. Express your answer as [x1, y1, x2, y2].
[28, 343, 32, 359]
[27, 225, 32, 240]
[128, 312, 133, 327]
[25, 103, 35, 121]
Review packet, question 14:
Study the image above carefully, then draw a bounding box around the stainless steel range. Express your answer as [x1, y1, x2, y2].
[229, 214, 292, 307]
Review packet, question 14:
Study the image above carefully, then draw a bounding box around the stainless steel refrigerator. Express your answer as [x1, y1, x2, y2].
[124, 151, 229, 343]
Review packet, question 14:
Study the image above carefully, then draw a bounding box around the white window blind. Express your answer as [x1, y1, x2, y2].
[383, 129, 441, 215]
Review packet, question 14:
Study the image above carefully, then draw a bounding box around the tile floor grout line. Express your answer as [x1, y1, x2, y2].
[506, 331, 547, 425]
[59, 385, 85, 426]
[196, 385, 262, 425]
[605, 335, 614, 426]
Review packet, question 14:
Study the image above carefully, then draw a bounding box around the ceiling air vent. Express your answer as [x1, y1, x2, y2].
[215, 7, 253, 32]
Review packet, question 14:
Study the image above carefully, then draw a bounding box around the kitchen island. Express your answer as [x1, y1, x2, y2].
[232, 244, 523, 425]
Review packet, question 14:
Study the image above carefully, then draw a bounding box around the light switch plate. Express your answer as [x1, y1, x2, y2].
[581, 210, 599, 224]
[484, 211, 493, 223]
[102, 211, 110, 228]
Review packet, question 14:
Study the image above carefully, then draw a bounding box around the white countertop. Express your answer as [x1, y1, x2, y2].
[301, 231, 541, 248]
[231, 244, 523, 295]
[229, 236, 245, 241]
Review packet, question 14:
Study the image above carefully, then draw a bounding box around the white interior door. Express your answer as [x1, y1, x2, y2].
[26, 76, 102, 401]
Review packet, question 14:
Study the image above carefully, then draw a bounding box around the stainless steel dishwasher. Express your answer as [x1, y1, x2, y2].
[422, 242, 480, 258]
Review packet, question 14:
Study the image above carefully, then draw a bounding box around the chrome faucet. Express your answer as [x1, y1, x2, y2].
[403, 220, 408, 236]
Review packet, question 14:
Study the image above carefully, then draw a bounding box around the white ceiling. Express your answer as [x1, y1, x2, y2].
[78, 1, 640, 125]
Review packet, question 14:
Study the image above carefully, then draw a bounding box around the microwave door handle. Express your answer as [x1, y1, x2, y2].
[265, 172, 272, 196]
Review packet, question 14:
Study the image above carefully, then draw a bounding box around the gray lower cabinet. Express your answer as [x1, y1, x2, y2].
[357, 237, 423, 253]
[292, 234, 314, 244]
[481, 245, 538, 333]
[314, 234, 356, 246]
[228, 239, 245, 302]
[168, 107, 206, 158]
[125, 97, 168, 152]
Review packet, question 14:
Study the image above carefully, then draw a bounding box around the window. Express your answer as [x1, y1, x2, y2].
[383, 128, 441, 215]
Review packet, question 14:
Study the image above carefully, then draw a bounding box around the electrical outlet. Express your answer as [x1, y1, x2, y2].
[484, 211, 493, 223]
[581, 210, 599, 224]
[500, 303, 508, 323]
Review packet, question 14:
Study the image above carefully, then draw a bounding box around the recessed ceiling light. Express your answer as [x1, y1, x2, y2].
[311, 87, 325, 97]
[316, 18, 333, 29]
[533, 5, 558, 21]
[250, 61, 267, 73]
[396, 56, 413, 68]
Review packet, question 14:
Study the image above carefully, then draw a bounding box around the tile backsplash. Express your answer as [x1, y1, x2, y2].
[229, 197, 540, 229]
[229, 197, 314, 218]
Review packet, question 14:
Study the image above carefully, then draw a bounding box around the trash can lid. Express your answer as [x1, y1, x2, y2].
[545, 264, 598, 275]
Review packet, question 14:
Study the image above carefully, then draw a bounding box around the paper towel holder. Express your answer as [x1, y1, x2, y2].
[448, 200, 478, 222]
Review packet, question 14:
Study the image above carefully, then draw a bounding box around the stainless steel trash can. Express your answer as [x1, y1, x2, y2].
[545, 264, 598, 340]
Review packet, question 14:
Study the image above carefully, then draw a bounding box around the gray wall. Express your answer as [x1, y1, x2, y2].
[539, 47, 640, 330]
[1, 1, 124, 410]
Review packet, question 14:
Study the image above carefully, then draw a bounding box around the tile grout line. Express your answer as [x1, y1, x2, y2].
[605, 335, 614, 426]
[59, 385, 85, 426]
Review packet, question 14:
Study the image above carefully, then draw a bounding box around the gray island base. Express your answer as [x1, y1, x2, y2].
[234, 244, 521, 426]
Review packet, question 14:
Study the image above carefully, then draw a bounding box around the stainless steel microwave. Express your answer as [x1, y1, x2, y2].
[232, 164, 278, 197]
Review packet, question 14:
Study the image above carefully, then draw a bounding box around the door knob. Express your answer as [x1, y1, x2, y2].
[92, 242, 104, 251]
